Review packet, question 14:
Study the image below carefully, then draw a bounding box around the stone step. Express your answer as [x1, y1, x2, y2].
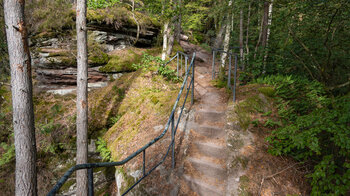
[183, 175, 225, 196]
[187, 157, 227, 181]
[195, 111, 225, 125]
[193, 141, 227, 159]
[188, 123, 226, 138]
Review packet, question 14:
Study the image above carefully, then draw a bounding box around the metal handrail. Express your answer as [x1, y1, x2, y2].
[211, 48, 238, 102]
[47, 52, 196, 196]
[163, 51, 190, 78]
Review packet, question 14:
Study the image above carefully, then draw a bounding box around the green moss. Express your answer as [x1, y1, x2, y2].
[258, 87, 276, 97]
[87, 7, 159, 29]
[99, 50, 142, 73]
[60, 178, 75, 192]
[234, 95, 265, 130]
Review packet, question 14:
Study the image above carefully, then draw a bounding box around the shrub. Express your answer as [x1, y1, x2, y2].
[257, 75, 350, 195]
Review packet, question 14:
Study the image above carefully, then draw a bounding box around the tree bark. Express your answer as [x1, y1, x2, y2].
[167, 29, 175, 56]
[263, 0, 273, 71]
[245, 2, 251, 64]
[76, 0, 88, 195]
[261, 1, 269, 48]
[175, 0, 182, 43]
[161, 21, 169, 60]
[219, 0, 233, 80]
[254, 1, 269, 59]
[4, 0, 37, 195]
[213, 17, 226, 49]
[239, 8, 244, 70]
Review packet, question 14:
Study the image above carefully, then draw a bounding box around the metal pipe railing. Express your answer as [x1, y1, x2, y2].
[211, 48, 238, 102]
[47, 52, 196, 196]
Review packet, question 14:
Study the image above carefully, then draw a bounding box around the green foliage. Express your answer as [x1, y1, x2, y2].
[0, 142, 15, 166]
[96, 137, 112, 161]
[88, 0, 120, 9]
[255, 75, 327, 121]
[257, 75, 350, 195]
[133, 53, 180, 82]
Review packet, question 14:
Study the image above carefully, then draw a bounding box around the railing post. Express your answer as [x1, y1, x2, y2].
[227, 54, 232, 89]
[191, 57, 195, 105]
[142, 150, 146, 176]
[88, 168, 94, 196]
[185, 56, 188, 73]
[233, 54, 238, 102]
[212, 50, 216, 79]
[171, 115, 175, 169]
[177, 53, 179, 77]
[181, 54, 183, 76]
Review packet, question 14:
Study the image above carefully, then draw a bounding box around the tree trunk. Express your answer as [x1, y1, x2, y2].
[219, 0, 233, 80]
[245, 2, 251, 64]
[4, 0, 37, 195]
[76, 0, 88, 195]
[263, 0, 273, 70]
[161, 21, 169, 60]
[239, 8, 244, 70]
[213, 17, 226, 49]
[167, 29, 175, 56]
[131, 0, 140, 45]
[261, 1, 269, 48]
[175, 0, 182, 43]
[254, 2, 269, 59]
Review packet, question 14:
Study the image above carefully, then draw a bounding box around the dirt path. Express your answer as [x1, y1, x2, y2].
[176, 42, 231, 196]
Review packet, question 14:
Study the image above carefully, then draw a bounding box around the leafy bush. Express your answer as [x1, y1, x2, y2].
[257, 75, 350, 195]
[96, 137, 112, 161]
[0, 142, 15, 166]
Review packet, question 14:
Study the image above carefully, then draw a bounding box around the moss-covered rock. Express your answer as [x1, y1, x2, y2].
[99, 48, 144, 73]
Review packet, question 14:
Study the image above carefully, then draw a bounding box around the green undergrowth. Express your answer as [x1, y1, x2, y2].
[102, 53, 186, 160]
[231, 84, 275, 131]
[254, 74, 350, 195]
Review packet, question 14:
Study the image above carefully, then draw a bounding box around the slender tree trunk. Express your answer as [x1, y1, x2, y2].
[4, 0, 37, 195]
[167, 29, 175, 56]
[245, 2, 251, 64]
[219, 0, 233, 80]
[131, 0, 140, 45]
[76, 0, 88, 195]
[175, 0, 182, 43]
[213, 17, 226, 49]
[263, 0, 273, 70]
[261, 1, 269, 48]
[161, 21, 169, 60]
[239, 8, 244, 70]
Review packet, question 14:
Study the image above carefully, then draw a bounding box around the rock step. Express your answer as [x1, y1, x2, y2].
[193, 141, 227, 159]
[187, 157, 227, 181]
[183, 175, 225, 196]
[188, 123, 226, 138]
[195, 111, 225, 125]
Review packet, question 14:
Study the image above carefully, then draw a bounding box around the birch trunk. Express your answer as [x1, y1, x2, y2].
[219, 0, 233, 79]
[213, 18, 226, 49]
[263, 0, 273, 69]
[76, 0, 88, 195]
[239, 9, 244, 70]
[161, 21, 169, 60]
[4, 0, 37, 195]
